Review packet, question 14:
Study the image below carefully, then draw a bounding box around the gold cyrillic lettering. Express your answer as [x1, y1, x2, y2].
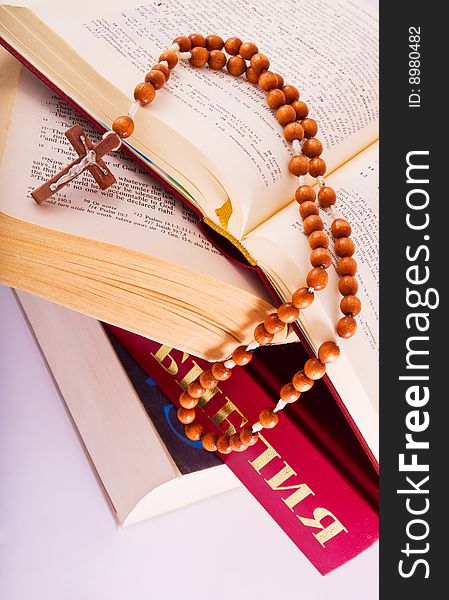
[297, 508, 348, 546]
[151, 345, 188, 376]
[210, 397, 247, 435]
[265, 463, 298, 490]
[177, 360, 202, 390]
[248, 436, 280, 473]
[264, 463, 315, 510]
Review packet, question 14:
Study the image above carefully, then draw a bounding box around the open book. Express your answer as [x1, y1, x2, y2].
[0, 57, 280, 361]
[0, 0, 379, 460]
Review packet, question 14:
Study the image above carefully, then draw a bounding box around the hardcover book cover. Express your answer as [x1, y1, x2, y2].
[107, 324, 379, 574]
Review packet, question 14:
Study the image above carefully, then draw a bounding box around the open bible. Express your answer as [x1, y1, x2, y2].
[0, 0, 379, 461]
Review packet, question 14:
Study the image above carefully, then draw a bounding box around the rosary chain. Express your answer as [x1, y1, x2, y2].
[110, 34, 361, 454]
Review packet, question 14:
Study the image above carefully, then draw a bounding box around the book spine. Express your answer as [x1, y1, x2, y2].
[107, 325, 378, 575]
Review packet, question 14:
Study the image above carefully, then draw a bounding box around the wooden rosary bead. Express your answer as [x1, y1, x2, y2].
[224, 36, 243, 55]
[206, 34, 224, 51]
[284, 122, 304, 142]
[189, 33, 207, 47]
[274, 73, 284, 88]
[202, 432, 218, 452]
[292, 286, 314, 309]
[177, 407, 196, 424]
[216, 434, 232, 454]
[185, 422, 204, 441]
[308, 157, 326, 177]
[208, 49, 227, 70]
[338, 275, 359, 296]
[306, 267, 328, 290]
[179, 391, 199, 409]
[133, 82, 156, 105]
[173, 35, 192, 52]
[338, 257, 358, 276]
[335, 236, 355, 257]
[295, 185, 315, 204]
[259, 407, 279, 429]
[282, 84, 300, 104]
[190, 47, 209, 67]
[240, 426, 259, 447]
[292, 100, 309, 119]
[152, 63, 170, 80]
[299, 200, 319, 220]
[331, 218, 352, 238]
[267, 88, 286, 109]
[105, 35, 365, 453]
[232, 345, 253, 366]
[301, 117, 318, 138]
[230, 432, 247, 452]
[317, 186, 336, 208]
[199, 369, 219, 389]
[259, 71, 279, 91]
[292, 370, 314, 392]
[288, 155, 308, 176]
[303, 214, 324, 235]
[310, 247, 333, 269]
[304, 357, 326, 380]
[159, 51, 178, 69]
[246, 67, 260, 84]
[308, 230, 329, 249]
[250, 53, 270, 73]
[336, 316, 357, 339]
[280, 382, 301, 403]
[211, 361, 233, 381]
[264, 313, 286, 334]
[276, 104, 297, 126]
[303, 138, 323, 158]
[254, 323, 274, 345]
[277, 302, 299, 323]
[227, 55, 247, 76]
[112, 116, 134, 138]
[239, 41, 258, 59]
[340, 294, 362, 316]
[187, 380, 205, 398]
[145, 69, 166, 89]
[318, 341, 340, 364]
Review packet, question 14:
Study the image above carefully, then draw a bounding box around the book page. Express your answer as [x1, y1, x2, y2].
[33, 0, 378, 238]
[0, 66, 269, 298]
[244, 143, 379, 458]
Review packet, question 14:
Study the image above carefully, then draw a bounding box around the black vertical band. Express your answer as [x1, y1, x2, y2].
[380, 1, 445, 596]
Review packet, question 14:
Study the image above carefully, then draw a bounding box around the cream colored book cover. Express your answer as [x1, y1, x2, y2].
[14, 289, 240, 526]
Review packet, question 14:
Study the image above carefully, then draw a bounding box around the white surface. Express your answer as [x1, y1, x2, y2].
[0, 285, 378, 599]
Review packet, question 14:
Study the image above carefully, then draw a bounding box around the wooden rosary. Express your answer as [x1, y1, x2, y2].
[31, 33, 362, 455]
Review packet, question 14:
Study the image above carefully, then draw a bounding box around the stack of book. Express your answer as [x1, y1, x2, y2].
[16, 290, 378, 575]
[0, 0, 379, 575]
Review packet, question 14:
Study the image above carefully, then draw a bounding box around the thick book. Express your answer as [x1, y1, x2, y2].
[0, 0, 379, 466]
[14, 290, 240, 525]
[14, 288, 378, 573]
[108, 323, 378, 575]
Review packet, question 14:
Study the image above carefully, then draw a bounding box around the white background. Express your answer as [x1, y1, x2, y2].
[0, 0, 378, 596]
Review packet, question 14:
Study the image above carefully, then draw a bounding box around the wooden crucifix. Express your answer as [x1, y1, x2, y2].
[31, 125, 121, 204]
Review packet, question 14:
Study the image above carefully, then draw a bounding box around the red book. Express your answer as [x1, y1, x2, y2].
[107, 325, 378, 575]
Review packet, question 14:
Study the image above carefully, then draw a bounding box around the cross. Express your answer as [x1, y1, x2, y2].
[31, 125, 121, 204]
